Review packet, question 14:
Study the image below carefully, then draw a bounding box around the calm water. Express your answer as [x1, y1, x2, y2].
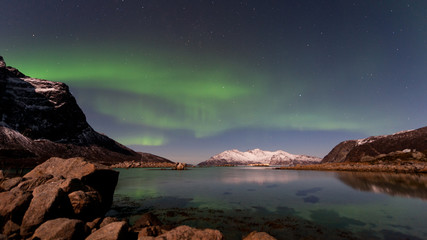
[109, 167, 427, 240]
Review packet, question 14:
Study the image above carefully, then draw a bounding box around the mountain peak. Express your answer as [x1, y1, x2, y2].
[198, 148, 321, 166]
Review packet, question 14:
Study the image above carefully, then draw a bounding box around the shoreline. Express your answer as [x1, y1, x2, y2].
[276, 160, 427, 173]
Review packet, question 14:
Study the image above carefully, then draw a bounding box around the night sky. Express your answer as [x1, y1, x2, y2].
[1, 1, 426, 164]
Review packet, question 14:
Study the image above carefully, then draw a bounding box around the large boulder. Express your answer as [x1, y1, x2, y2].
[31, 218, 86, 240]
[20, 179, 73, 237]
[24, 157, 119, 213]
[0, 189, 32, 225]
[85, 221, 129, 240]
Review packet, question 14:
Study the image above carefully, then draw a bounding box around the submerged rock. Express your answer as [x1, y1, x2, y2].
[143, 225, 224, 240]
[132, 212, 163, 231]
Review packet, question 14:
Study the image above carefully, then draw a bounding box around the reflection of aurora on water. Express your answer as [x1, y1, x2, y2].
[111, 168, 427, 239]
[336, 172, 427, 201]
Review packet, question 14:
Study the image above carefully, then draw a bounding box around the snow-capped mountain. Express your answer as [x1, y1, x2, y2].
[198, 149, 321, 166]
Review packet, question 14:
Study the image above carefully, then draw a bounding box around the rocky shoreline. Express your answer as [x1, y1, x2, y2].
[277, 160, 427, 173]
[110, 161, 176, 169]
[0, 157, 275, 240]
[278, 149, 427, 173]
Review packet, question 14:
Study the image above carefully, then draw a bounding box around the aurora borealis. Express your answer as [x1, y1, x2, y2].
[1, 1, 426, 163]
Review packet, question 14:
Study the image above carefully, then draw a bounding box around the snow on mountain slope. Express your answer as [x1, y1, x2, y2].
[198, 149, 321, 166]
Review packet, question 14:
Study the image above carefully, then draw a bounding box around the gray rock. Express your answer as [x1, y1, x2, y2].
[152, 225, 223, 240]
[20, 179, 73, 237]
[0, 177, 22, 191]
[243, 231, 277, 240]
[31, 218, 86, 240]
[85, 221, 129, 240]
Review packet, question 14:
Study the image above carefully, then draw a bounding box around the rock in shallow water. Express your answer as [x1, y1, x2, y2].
[138, 225, 224, 240]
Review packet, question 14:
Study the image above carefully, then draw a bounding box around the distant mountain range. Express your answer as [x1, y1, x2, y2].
[322, 126, 427, 163]
[198, 148, 321, 166]
[0, 56, 173, 167]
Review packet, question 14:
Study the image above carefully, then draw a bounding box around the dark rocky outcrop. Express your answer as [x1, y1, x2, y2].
[0, 56, 173, 168]
[322, 126, 427, 163]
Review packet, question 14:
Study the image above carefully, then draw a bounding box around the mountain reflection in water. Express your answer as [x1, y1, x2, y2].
[336, 172, 427, 200]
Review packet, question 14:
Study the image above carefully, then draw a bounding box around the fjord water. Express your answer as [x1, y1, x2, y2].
[110, 167, 427, 240]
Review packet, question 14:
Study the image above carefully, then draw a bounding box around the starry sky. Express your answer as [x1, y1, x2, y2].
[1, 1, 426, 164]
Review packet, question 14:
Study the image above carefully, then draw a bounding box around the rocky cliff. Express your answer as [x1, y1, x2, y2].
[322, 126, 427, 163]
[0, 56, 173, 167]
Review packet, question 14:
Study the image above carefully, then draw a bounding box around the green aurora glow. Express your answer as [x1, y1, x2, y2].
[4, 44, 383, 144]
[2, 0, 426, 163]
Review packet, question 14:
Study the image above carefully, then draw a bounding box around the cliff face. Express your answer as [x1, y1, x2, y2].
[0, 56, 171, 167]
[322, 127, 427, 163]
